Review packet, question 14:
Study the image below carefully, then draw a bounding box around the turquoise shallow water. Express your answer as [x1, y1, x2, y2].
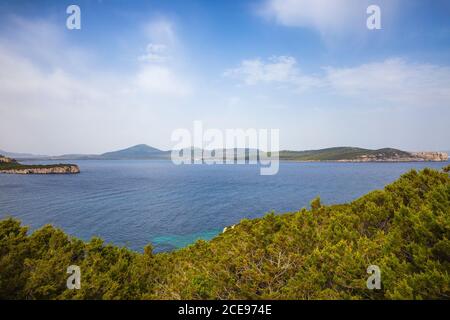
[0, 160, 448, 252]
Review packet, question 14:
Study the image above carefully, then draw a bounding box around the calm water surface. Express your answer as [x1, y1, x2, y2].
[0, 160, 447, 252]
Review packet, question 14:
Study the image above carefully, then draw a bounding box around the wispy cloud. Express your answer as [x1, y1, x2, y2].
[0, 16, 192, 154]
[144, 18, 177, 45]
[259, 0, 399, 37]
[139, 43, 169, 63]
[261, 0, 361, 32]
[223, 56, 321, 91]
[139, 18, 177, 63]
[135, 18, 189, 94]
[1, 4, 449, 153]
[225, 55, 450, 107]
[134, 64, 190, 96]
[325, 58, 450, 106]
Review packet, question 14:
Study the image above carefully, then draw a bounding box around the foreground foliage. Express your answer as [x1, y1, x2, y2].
[1, 167, 449, 299]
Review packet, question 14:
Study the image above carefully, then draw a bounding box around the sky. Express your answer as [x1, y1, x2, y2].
[0, 0, 449, 155]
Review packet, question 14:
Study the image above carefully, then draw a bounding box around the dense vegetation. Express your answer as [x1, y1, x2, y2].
[9, 145, 414, 161]
[0, 163, 77, 170]
[1, 166, 449, 299]
[279, 147, 412, 161]
[0, 155, 76, 171]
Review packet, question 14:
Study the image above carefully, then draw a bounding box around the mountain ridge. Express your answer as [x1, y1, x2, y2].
[1, 145, 448, 162]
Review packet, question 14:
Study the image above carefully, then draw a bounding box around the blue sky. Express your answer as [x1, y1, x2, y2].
[0, 0, 449, 154]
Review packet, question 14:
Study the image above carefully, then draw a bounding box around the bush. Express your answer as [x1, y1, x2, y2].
[0, 167, 449, 299]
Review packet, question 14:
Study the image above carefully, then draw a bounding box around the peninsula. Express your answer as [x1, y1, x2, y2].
[0, 155, 80, 174]
[277, 147, 449, 162]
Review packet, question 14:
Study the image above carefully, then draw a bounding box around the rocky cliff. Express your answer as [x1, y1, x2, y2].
[411, 152, 449, 162]
[0, 165, 80, 174]
[341, 151, 449, 162]
[0, 155, 80, 174]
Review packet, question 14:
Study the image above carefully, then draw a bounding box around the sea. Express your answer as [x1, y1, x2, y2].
[0, 160, 448, 252]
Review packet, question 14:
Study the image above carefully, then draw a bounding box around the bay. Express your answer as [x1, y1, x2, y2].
[0, 160, 447, 252]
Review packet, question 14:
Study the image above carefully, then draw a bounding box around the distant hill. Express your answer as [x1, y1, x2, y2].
[0, 149, 48, 159]
[1, 145, 447, 162]
[49, 154, 98, 160]
[99, 144, 170, 160]
[172, 147, 447, 162]
[278, 147, 414, 161]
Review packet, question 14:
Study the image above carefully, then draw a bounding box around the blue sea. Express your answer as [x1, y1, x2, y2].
[0, 160, 448, 252]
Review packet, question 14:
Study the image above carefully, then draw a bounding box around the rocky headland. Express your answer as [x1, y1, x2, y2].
[0, 156, 80, 174]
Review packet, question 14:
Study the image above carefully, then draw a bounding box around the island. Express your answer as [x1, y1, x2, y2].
[0, 155, 80, 174]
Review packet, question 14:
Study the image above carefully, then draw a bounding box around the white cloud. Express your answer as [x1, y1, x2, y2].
[260, 0, 399, 36]
[135, 64, 190, 96]
[324, 58, 450, 106]
[134, 18, 190, 94]
[140, 18, 178, 64]
[0, 17, 192, 154]
[139, 43, 169, 63]
[262, 0, 363, 33]
[224, 56, 321, 91]
[225, 56, 450, 107]
[0, 34, 105, 109]
[224, 56, 297, 84]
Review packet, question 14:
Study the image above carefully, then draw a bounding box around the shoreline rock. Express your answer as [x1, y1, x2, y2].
[333, 152, 449, 163]
[410, 152, 448, 162]
[0, 155, 80, 174]
[0, 164, 80, 174]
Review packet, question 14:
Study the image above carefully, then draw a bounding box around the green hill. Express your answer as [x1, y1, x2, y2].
[279, 147, 412, 161]
[0, 165, 449, 299]
[100, 144, 170, 160]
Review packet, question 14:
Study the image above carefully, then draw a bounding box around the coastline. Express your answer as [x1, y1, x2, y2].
[0, 164, 80, 174]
